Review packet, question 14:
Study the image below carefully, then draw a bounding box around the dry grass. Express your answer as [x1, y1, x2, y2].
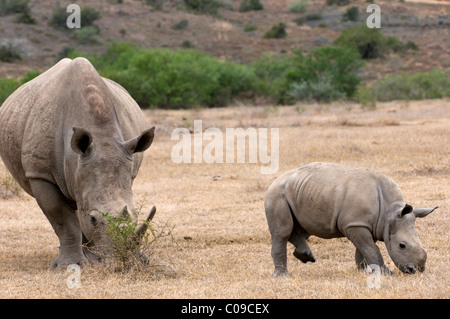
[0, 99, 449, 298]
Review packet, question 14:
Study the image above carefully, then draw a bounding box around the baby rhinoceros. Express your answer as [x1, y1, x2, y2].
[265, 162, 438, 276]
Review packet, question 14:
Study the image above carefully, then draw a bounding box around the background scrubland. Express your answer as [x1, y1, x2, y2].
[0, 0, 449, 298]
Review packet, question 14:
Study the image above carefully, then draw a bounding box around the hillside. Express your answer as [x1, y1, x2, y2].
[1, 0, 449, 82]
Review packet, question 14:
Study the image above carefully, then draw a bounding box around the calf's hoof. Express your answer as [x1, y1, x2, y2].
[293, 250, 316, 263]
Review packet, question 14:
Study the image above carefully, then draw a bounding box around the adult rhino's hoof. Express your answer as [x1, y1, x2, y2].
[51, 255, 89, 268]
[273, 267, 288, 277]
[293, 250, 316, 263]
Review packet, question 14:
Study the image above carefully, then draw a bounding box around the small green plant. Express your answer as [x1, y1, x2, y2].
[342, 6, 359, 22]
[0, 44, 21, 62]
[49, 6, 101, 30]
[263, 23, 287, 39]
[326, 0, 349, 5]
[239, 0, 263, 12]
[100, 205, 166, 271]
[243, 23, 257, 32]
[74, 26, 102, 44]
[370, 69, 450, 101]
[172, 19, 189, 30]
[289, 0, 308, 14]
[0, 77, 19, 105]
[0, 0, 30, 15]
[182, 0, 233, 15]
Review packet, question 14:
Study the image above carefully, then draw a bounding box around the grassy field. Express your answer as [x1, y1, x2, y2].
[0, 99, 448, 298]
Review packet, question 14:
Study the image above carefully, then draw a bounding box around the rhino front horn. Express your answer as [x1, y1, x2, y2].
[134, 206, 156, 240]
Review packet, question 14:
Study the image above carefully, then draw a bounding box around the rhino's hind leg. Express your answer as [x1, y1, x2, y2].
[265, 196, 293, 276]
[290, 233, 315, 263]
[30, 179, 88, 267]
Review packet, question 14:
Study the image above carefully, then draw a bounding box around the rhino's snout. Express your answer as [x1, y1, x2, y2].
[399, 263, 425, 274]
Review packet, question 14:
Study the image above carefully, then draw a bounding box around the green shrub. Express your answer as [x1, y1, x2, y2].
[326, 0, 349, 5]
[335, 25, 388, 59]
[14, 9, 36, 24]
[81, 6, 101, 27]
[182, 0, 233, 15]
[239, 0, 264, 12]
[342, 6, 359, 22]
[143, 0, 164, 10]
[289, 0, 308, 14]
[0, 44, 21, 62]
[74, 26, 102, 44]
[172, 19, 189, 30]
[243, 23, 257, 32]
[69, 42, 258, 109]
[48, 7, 68, 29]
[335, 25, 419, 59]
[288, 72, 346, 102]
[0, 77, 19, 105]
[370, 69, 450, 101]
[250, 52, 294, 99]
[49, 6, 101, 30]
[269, 46, 364, 104]
[20, 70, 41, 84]
[0, 0, 29, 15]
[263, 23, 287, 39]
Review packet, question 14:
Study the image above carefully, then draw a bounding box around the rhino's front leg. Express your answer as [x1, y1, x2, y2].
[346, 227, 392, 275]
[30, 179, 88, 267]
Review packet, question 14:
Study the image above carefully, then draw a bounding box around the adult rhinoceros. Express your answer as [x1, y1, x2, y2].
[0, 58, 156, 267]
[265, 162, 438, 276]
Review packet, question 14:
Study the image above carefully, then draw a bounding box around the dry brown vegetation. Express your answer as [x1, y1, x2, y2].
[0, 99, 448, 298]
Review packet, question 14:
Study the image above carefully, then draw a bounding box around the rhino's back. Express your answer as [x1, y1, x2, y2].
[284, 162, 403, 237]
[0, 58, 147, 198]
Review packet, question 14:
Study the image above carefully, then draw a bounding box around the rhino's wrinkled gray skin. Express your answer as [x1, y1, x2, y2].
[265, 162, 438, 276]
[0, 58, 156, 267]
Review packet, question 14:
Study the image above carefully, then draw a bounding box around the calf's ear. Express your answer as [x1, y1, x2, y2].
[413, 206, 438, 218]
[123, 127, 155, 154]
[71, 127, 93, 155]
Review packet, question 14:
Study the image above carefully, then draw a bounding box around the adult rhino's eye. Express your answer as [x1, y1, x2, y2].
[399, 243, 406, 250]
[90, 215, 98, 227]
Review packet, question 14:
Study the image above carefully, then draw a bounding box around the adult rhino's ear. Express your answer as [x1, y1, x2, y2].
[400, 204, 413, 217]
[123, 127, 155, 154]
[413, 206, 438, 218]
[71, 127, 93, 155]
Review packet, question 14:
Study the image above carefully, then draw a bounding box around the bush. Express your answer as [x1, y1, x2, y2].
[172, 19, 189, 30]
[326, 0, 349, 5]
[263, 23, 287, 39]
[288, 72, 346, 102]
[370, 69, 450, 101]
[0, 44, 21, 62]
[0, 77, 19, 105]
[239, 0, 263, 12]
[342, 6, 359, 22]
[0, 70, 41, 105]
[0, 0, 29, 15]
[182, 0, 233, 15]
[243, 23, 257, 32]
[69, 42, 258, 109]
[49, 5, 101, 30]
[335, 25, 419, 59]
[289, 0, 308, 14]
[74, 26, 102, 44]
[264, 46, 363, 104]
